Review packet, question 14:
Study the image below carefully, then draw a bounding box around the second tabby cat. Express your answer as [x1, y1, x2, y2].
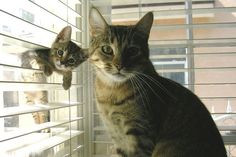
[23, 26, 88, 90]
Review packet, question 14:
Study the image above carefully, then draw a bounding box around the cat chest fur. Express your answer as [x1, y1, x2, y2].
[95, 79, 144, 154]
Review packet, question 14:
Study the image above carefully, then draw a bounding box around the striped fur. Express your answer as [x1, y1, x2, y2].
[21, 54, 49, 130]
[89, 7, 227, 157]
[22, 26, 88, 90]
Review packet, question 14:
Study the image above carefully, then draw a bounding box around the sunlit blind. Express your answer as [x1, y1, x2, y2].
[0, 0, 88, 157]
[91, 0, 236, 157]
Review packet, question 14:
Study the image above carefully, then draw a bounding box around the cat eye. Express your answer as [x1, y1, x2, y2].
[57, 50, 64, 57]
[68, 58, 75, 65]
[101, 45, 113, 56]
[127, 47, 140, 57]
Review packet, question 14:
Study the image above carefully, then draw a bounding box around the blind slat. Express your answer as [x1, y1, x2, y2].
[0, 102, 82, 118]
[112, 7, 236, 16]
[28, 0, 81, 28]
[0, 10, 82, 47]
[150, 52, 236, 59]
[1, 131, 84, 156]
[0, 117, 83, 142]
[0, 81, 82, 91]
[149, 39, 236, 48]
[223, 134, 236, 145]
[152, 22, 236, 30]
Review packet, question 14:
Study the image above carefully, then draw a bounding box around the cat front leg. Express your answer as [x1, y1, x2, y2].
[62, 71, 72, 90]
[116, 148, 151, 157]
[116, 148, 128, 157]
[43, 65, 53, 76]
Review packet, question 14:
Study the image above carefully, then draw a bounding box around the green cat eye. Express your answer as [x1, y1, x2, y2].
[68, 58, 75, 64]
[127, 46, 140, 57]
[101, 45, 113, 56]
[57, 50, 64, 57]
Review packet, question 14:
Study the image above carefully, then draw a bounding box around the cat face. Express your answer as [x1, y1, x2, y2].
[89, 8, 154, 83]
[50, 26, 86, 72]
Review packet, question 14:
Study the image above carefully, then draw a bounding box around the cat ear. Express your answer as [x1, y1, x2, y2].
[89, 7, 108, 37]
[135, 12, 153, 38]
[55, 26, 72, 43]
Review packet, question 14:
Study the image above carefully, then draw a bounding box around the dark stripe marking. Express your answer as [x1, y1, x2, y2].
[114, 93, 135, 105]
[126, 128, 145, 136]
[116, 148, 127, 157]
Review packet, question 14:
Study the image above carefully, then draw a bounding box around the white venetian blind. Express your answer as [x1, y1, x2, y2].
[0, 0, 90, 157]
[91, 0, 236, 157]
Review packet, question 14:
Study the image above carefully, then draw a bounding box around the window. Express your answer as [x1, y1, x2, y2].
[91, 0, 236, 157]
[0, 0, 89, 157]
[150, 47, 188, 85]
[2, 0, 235, 156]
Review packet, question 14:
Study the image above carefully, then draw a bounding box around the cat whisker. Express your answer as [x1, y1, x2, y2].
[133, 71, 177, 101]
[129, 78, 149, 118]
[132, 77, 150, 106]
[130, 77, 150, 112]
[129, 78, 153, 131]
[133, 73, 166, 104]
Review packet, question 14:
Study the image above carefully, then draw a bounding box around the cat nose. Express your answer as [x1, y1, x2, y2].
[115, 63, 123, 71]
[60, 60, 66, 64]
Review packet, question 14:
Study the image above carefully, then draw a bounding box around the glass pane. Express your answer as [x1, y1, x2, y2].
[203, 98, 236, 113]
[194, 28, 236, 39]
[1, 0, 68, 33]
[0, 11, 55, 47]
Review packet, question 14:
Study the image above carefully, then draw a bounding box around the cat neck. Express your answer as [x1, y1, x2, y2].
[95, 71, 128, 88]
[95, 73, 134, 103]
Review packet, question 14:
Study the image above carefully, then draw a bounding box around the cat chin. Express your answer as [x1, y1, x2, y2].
[55, 65, 68, 71]
[54, 61, 65, 70]
[97, 70, 131, 84]
[111, 74, 128, 82]
[54, 62, 71, 71]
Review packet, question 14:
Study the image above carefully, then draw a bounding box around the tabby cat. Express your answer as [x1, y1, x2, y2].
[21, 52, 49, 127]
[89, 7, 227, 157]
[22, 26, 88, 90]
[21, 26, 87, 129]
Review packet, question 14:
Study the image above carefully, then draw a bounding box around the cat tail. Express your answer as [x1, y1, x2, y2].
[21, 50, 37, 68]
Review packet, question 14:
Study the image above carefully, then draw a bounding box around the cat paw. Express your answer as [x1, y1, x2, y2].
[43, 66, 53, 76]
[116, 148, 127, 157]
[62, 72, 72, 90]
[62, 82, 71, 90]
